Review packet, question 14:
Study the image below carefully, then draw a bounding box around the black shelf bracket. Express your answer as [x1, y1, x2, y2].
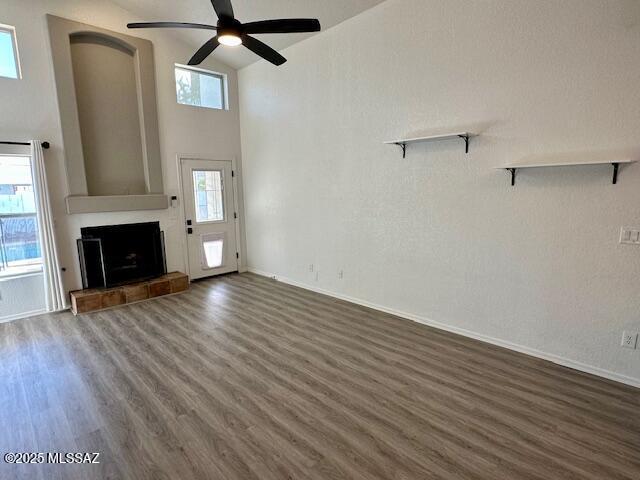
[458, 134, 470, 154]
[393, 136, 471, 158]
[505, 163, 623, 186]
[395, 142, 407, 159]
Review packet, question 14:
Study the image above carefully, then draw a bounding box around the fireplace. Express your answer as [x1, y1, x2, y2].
[77, 222, 166, 288]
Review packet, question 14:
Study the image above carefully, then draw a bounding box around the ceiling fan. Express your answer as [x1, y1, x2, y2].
[127, 0, 321, 66]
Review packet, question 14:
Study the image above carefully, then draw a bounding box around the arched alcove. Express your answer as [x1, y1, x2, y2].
[48, 15, 167, 214]
[70, 32, 146, 196]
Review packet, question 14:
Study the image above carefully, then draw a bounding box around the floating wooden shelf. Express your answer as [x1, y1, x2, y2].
[70, 271, 189, 315]
[494, 159, 636, 186]
[384, 132, 476, 158]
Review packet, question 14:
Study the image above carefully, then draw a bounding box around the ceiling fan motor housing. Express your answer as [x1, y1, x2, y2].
[217, 17, 242, 37]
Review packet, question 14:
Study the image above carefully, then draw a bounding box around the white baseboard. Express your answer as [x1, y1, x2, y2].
[0, 308, 47, 324]
[248, 268, 640, 389]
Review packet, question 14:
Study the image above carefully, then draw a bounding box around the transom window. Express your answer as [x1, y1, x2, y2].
[175, 64, 226, 110]
[0, 24, 21, 79]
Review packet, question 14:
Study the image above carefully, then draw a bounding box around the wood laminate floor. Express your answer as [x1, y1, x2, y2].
[0, 272, 638, 479]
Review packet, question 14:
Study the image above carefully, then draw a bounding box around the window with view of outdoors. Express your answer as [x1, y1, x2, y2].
[193, 170, 224, 223]
[175, 65, 225, 110]
[0, 25, 20, 79]
[0, 156, 42, 276]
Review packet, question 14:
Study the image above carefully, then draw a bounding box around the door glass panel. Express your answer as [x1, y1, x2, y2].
[192, 170, 224, 223]
[201, 233, 224, 268]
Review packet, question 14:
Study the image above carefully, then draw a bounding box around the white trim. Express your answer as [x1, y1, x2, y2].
[0, 305, 70, 324]
[176, 155, 191, 278]
[174, 63, 228, 111]
[0, 268, 44, 282]
[0, 308, 47, 324]
[248, 268, 640, 389]
[0, 23, 22, 80]
[0, 144, 30, 155]
[229, 160, 243, 271]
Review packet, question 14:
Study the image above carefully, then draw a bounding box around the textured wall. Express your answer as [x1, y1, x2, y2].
[0, 273, 45, 321]
[239, 0, 640, 384]
[1, 0, 246, 294]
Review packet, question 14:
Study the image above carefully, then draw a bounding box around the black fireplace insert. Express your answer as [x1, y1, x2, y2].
[77, 221, 167, 289]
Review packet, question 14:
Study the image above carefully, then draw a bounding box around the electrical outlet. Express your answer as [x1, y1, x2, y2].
[338, 270, 344, 280]
[619, 227, 640, 245]
[309, 264, 314, 272]
[621, 331, 638, 349]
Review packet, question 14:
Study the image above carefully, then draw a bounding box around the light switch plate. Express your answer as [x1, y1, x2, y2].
[619, 227, 640, 245]
[621, 331, 638, 349]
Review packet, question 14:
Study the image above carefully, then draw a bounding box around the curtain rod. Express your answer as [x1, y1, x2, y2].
[0, 141, 50, 149]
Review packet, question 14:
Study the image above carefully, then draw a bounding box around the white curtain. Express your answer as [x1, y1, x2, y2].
[31, 141, 66, 312]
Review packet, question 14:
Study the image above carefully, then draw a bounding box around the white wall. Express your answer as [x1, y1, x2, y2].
[0, 0, 246, 294]
[0, 273, 46, 322]
[239, 0, 640, 385]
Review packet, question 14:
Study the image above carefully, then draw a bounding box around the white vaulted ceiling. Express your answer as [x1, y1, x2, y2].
[112, 0, 386, 69]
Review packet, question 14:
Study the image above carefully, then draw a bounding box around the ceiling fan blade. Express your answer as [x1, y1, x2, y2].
[127, 22, 217, 31]
[188, 37, 220, 65]
[211, 0, 234, 19]
[241, 35, 286, 66]
[242, 19, 321, 34]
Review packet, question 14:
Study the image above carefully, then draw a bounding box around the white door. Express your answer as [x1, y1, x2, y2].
[180, 158, 238, 280]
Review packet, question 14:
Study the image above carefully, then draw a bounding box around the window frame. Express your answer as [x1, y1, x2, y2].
[0, 144, 44, 279]
[174, 63, 228, 111]
[192, 168, 226, 225]
[0, 23, 22, 80]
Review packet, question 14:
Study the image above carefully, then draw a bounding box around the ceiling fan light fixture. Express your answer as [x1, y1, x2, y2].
[127, 0, 321, 65]
[218, 33, 242, 46]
